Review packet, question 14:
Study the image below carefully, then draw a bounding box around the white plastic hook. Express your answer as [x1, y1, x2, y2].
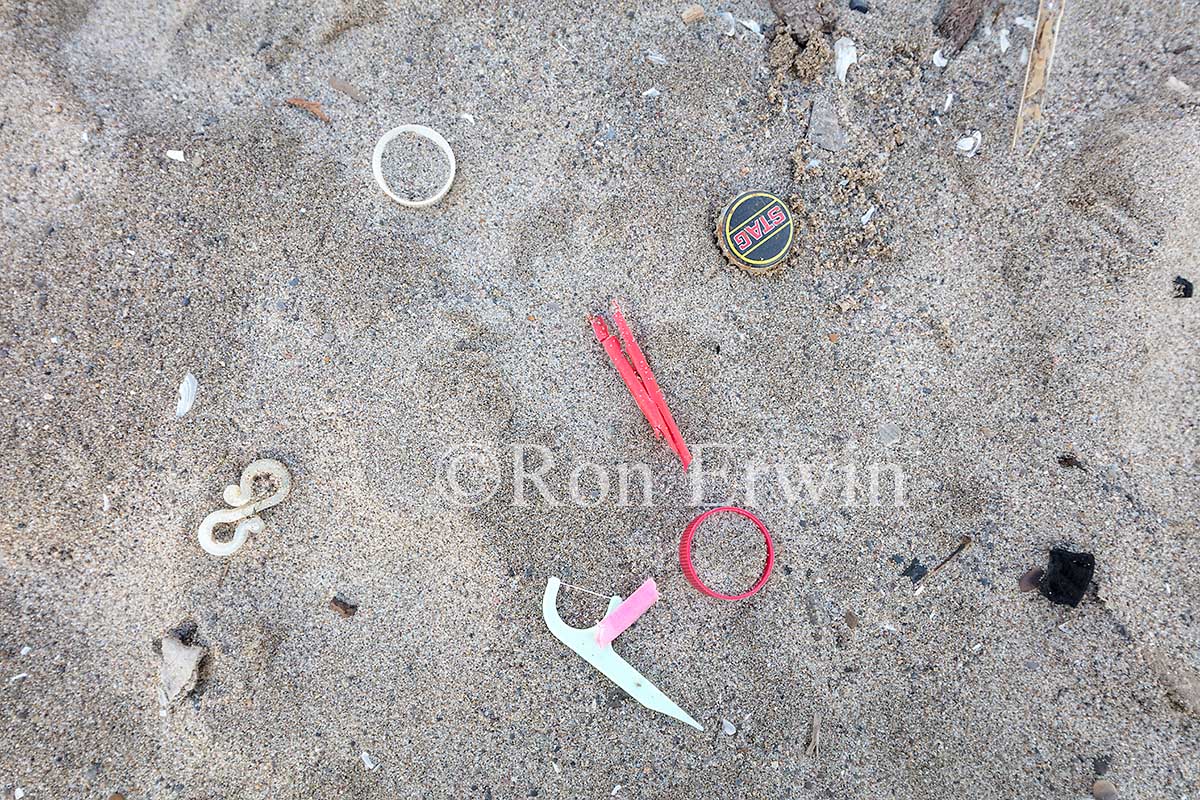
[196, 459, 292, 556]
[372, 124, 456, 208]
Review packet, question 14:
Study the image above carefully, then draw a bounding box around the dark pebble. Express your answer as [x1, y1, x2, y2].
[1018, 567, 1044, 592]
[850, 0, 869, 11]
[329, 595, 358, 617]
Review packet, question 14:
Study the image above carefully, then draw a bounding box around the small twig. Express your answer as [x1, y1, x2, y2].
[1011, 0, 1068, 150]
[805, 711, 821, 757]
[284, 97, 331, 123]
[914, 535, 973, 586]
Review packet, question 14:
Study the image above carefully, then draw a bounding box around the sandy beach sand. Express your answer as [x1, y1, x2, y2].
[1, 0, 1198, 797]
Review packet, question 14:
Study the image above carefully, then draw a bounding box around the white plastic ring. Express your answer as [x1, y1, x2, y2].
[372, 124, 456, 209]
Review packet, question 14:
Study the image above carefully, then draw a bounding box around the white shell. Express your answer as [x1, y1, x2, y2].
[175, 372, 198, 417]
[166, 150, 185, 162]
[738, 18, 762, 36]
[641, 88, 661, 98]
[956, 130, 982, 158]
[932, 49, 948, 68]
[834, 37, 857, 83]
[717, 11, 736, 36]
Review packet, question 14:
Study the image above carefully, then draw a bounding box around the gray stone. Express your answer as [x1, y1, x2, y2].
[808, 97, 848, 151]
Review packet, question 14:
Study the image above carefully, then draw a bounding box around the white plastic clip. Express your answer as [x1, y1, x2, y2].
[196, 459, 292, 556]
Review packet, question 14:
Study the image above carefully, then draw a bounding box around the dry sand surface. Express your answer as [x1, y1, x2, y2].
[1, 0, 1199, 798]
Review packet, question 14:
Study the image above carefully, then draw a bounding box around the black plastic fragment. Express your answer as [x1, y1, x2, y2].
[1038, 548, 1094, 607]
[900, 558, 927, 583]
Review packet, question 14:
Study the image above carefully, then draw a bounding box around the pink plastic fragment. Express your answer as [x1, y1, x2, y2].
[594, 578, 659, 647]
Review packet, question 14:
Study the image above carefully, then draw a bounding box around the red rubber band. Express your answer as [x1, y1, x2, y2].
[679, 506, 774, 601]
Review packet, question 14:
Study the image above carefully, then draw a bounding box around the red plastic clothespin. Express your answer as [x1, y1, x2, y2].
[590, 300, 692, 470]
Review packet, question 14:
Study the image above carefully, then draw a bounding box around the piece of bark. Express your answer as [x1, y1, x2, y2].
[284, 97, 331, 123]
[935, 0, 987, 53]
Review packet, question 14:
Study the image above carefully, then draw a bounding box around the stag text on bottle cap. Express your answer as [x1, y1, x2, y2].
[717, 190, 795, 273]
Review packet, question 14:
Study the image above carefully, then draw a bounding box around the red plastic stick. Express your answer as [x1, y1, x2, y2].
[591, 316, 666, 439]
[610, 301, 692, 469]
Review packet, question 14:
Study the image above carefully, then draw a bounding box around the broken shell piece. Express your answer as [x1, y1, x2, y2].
[681, 4, 704, 23]
[721, 718, 736, 735]
[717, 10, 736, 36]
[196, 459, 293, 556]
[998, 28, 1011, 53]
[361, 751, 378, 771]
[834, 37, 857, 83]
[645, 50, 668, 66]
[1167, 75, 1194, 96]
[166, 150, 185, 162]
[158, 634, 205, 714]
[956, 130, 982, 157]
[175, 372, 198, 418]
[641, 88, 661, 98]
[738, 18, 763, 36]
[932, 49, 948, 68]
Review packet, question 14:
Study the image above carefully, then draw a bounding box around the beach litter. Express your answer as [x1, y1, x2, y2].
[1018, 567, 1044, 592]
[165, 150, 185, 162]
[833, 37, 857, 83]
[372, 124, 456, 209]
[328, 77, 365, 102]
[1012, 0, 1068, 150]
[721, 718, 736, 735]
[591, 300, 691, 468]
[361, 751, 378, 771]
[158, 634, 205, 714]
[680, 506, 774, 600]
[196, 458, 293, 556]
[329, 595, 358, 617]
[716, 11, 737, 36]
[805, 711, 821, 756]
[956, 130, 982, 157]
[284, 97, 330, 123]
[1037, 548, 1094, 607]
[913, 535, 972, 586]
[715, 190, 795, 273]
[936, 0, 987, 53]
[808, 97, 847, 152]
[1173, 276, 1193, 298]
[175, 372, 197, 418]
[644, 50, 668, 66]
[542, 576, 702, 730]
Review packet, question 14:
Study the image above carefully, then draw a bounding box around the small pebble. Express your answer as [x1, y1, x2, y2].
[844, 610, 859, 630]
[681, 4, 704, 23]
[1018, 567, 1044, 592]
[1092, 779, 1118, 800]
[878, 421, 901, 446]
[330, 595, 358, 617]
[721, 718, 736, 735]
[849, 0, 869, 11]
